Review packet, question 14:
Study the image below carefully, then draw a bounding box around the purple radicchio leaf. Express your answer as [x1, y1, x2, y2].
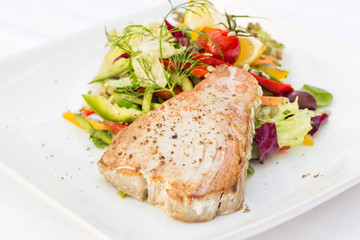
[113, 53, 130, 64]
[253, 122, 280, 161]
[165, 20, 190, 47]
[308, 113, 328, 136]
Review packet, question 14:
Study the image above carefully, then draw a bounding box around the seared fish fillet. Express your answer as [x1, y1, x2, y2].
[98, 65, 262, 222]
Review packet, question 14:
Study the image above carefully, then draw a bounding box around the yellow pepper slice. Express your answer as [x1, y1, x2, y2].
[255, 64, 289, 80]
[62, 112, 113, 131]
[303, 134, 314, 146]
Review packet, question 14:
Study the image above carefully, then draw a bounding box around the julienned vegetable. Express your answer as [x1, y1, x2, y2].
[250, 73, 294, 95]
[62, 0, 332, 165]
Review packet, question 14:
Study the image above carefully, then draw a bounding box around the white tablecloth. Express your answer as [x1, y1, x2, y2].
[0, 0, 359, 239]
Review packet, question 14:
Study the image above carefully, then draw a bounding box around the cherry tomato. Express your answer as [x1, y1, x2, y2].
[81, 106, 94, 116]
[197, 28, 240, 64]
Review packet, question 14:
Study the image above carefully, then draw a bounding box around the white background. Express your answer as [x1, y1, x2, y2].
[0, 0, 359, 239]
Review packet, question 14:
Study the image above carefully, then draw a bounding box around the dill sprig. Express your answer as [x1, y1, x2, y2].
[107, 0, 212, 98]
[217, 12, 252, 37]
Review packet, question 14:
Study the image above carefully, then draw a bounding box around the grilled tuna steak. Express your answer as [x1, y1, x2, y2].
[98, 65, 262, 222]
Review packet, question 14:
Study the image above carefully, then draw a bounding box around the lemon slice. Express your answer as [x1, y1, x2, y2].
[234, 36, 266, 66]
[183, 2, 226, 39]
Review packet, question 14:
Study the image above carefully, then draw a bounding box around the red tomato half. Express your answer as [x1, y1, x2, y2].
[197, 28, 240, 64]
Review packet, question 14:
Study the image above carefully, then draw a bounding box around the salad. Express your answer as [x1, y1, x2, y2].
[63, 0, 333, 173]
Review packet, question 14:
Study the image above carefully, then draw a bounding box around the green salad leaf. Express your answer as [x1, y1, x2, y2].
[90, 129, 113, 145]
[301, 84, 333, 107]
[275, 110, 314, 147]
[90, 137, 110, 148]
[256, 99, 315, 148]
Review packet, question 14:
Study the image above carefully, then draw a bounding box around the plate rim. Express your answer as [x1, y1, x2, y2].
[0, 0, 360, 239]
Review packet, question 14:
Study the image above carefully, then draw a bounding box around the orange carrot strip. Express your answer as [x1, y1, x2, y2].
[252, 56, 279, 67]
[261, 96, 285, 106]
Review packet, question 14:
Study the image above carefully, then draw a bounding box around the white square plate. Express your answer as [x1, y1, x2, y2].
[1, 0, 359, 239]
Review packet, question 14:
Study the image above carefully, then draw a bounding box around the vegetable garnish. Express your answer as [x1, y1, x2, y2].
[247, 165, 255, 175]
[253, 122, 280, 161]
[196, 28, 240, 63]
[118, 191, 128, 199]
[164, 20, 190, 47]
[113, 53, 130, 64]
[63, 0, 333, 173]
[308, 113, 329, 136]
[247, 22, 284, 59]
[301, 84, 333, 107]
[252, 56, 281, 67]
[250, 73, 294, 95]
[285, 91, 317, 110]
[261, 96, 284, 106]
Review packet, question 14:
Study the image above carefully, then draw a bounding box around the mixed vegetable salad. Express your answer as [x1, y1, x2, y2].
[63, 0, 333, 173]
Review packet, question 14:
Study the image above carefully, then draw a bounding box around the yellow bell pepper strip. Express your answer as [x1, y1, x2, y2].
[89, 120, 113, 131]
[62, 112, 113, 131]
[303, 134, 314, 146]
[63, 112, 80, 127]
[255, 64, 289, 80]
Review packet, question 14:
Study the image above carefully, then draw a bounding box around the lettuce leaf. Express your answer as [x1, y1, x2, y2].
[256, 98, 299, 127]
[276, 109, 314, 147]
[256, 99, 315, 148]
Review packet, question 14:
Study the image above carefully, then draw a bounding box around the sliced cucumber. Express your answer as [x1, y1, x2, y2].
[83, 95, 143, 122]
[74, 114, 93, 134]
